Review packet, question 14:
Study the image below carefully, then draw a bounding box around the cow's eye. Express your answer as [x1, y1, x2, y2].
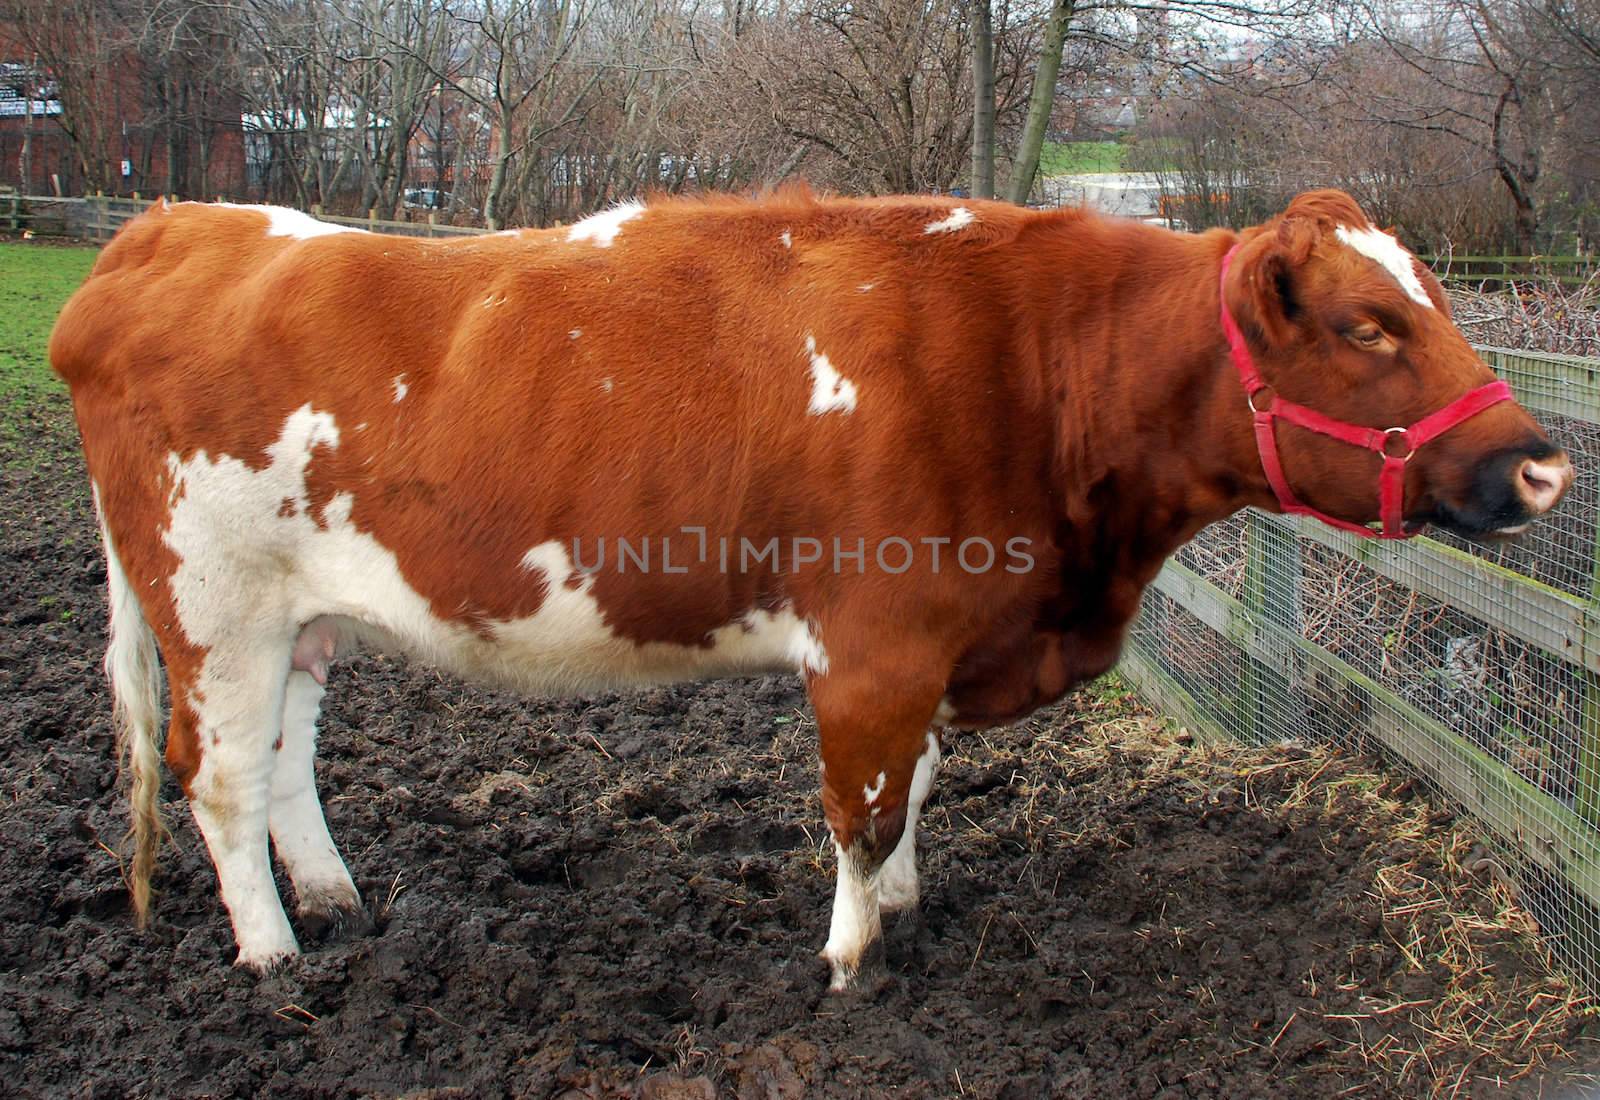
[1345, 324, 1391, 352]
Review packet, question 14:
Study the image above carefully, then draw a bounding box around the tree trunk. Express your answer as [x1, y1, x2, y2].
[1491, 84, 1539, 253]
[165, 80, 182, 198]
[1007, 0, 1074, 205]
[971, 0, 995, 198]
[484, 110, 513, 230]
[19, 77, 33, 192]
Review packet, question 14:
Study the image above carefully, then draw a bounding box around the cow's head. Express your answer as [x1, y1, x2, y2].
[1223, 190, 1572, 539]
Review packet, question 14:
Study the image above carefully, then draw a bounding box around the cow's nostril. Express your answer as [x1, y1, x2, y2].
[1517, 456, 1574, 513]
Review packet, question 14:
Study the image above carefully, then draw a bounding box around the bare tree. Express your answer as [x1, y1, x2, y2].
[730, 0, 979, 193]
[971, 0, 995, 197]
[234, 0, 355, 206]
[1339, 0, 1577, 250]
[332, 0, 460, 216]
[1006, 0, 1071, 203]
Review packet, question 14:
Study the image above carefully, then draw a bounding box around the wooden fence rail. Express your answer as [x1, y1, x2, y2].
[7, 193, 492, 241]
[1417, 253, 1597, 288]
[1122, 340, 1600, 989]
[11, 195, 1598, 289]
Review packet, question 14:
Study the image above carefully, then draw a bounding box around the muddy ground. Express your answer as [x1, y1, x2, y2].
[3, 391, 1596, 1099]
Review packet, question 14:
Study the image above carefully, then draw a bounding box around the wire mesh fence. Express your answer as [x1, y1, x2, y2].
[1123, 345, 1600, 994]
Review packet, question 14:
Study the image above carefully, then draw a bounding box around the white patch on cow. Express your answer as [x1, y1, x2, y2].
[932, 697, 956, 725]
[392, 375, 409, 403]
[780, 229, 792, 249]
[823, 841, 881, 991]
[879, 731, 940, 912]
[163, 406, 342, 661]
[482, 293, 508, 309]
[569, 328, 582, 340]
[862, 771, 887, 805]
[803, 334, 857, 416]
[924, 206, 975, 235]
[1335, 224, 1434, 308]
[567, 200, 645, 247]
[858, 282, 875, 292]
[220, 202, 361, 240]
[512, 542, 827, 687]
[599, 378, 614, 394]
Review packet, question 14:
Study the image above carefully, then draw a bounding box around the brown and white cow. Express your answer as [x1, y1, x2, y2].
[50, 188, 1572, 989]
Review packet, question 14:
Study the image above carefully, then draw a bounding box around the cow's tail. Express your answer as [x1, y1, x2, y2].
[98, 504, 166, 927]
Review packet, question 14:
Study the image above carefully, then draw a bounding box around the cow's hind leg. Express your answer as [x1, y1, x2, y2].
[810, 655, 945, 991]
[270, 669, 365, 939]
[877, 731, 940, 912]
[167, 644, 300, 971]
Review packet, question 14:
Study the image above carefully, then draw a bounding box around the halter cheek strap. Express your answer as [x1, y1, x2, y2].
[1219, 245, 1513, 539]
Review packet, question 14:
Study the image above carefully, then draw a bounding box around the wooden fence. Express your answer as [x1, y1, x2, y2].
[1121, 344, 1600, 989]
[8, 195, 1595, 289]
[6, 193, 489, 241]
[1417, 253, 1597, 288]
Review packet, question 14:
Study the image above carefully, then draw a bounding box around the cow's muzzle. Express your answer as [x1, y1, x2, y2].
[1432, 444, 1574, 538]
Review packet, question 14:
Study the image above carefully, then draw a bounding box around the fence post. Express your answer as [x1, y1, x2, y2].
[1242, 511, 1301, 744]
[1580, 515, 1600, 828]
[428, 211, 436, 238]
[369, 207, 377, 230]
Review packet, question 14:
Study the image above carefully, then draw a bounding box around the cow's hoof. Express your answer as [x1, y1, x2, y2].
[820, 936, 886, 993]
[298, 898, 373, 944]
[235, 947, 298, 975]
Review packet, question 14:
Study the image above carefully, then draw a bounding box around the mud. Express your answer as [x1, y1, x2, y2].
[2, 393, 1592, 1098]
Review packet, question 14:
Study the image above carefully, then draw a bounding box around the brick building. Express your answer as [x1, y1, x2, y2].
[0, 25, 246, 197]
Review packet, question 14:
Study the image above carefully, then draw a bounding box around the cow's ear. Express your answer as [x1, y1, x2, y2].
[1225, 218, 1316, 351]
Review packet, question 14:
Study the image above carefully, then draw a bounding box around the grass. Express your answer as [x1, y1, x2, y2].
[0, 241, 97, 411]
[1039, 140, 1125, 176]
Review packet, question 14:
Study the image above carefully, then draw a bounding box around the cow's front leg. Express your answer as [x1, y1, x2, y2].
[810, 658, 946, 991]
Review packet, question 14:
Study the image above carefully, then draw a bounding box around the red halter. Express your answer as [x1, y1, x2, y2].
[1219, 245, 1513, 539]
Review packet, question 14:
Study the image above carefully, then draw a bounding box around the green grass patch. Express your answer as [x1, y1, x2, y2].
[0, 242, 97, 408]
[1039, 140, 1125, 175]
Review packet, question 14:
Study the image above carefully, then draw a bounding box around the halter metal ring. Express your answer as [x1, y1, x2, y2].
[1382, 426, 1416, 461]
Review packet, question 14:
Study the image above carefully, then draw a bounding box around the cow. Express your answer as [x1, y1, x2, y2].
[49, 187, 1573, 991]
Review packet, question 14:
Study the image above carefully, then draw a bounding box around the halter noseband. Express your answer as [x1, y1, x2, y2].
[1218, 244, 1512, 539]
